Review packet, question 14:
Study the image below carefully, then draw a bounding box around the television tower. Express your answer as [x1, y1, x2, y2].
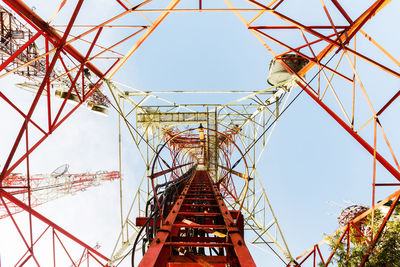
[1, 164, 120, 219]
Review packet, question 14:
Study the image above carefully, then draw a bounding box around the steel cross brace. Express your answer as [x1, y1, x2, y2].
[0, 189, 110, 263]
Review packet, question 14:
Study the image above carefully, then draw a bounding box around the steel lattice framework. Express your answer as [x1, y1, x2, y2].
[0, 0, 399, 266]
[1, 166, 120, 219]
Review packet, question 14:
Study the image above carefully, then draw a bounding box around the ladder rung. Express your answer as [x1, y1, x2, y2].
[178, 212, 221, 216]
[165, 242, 232, 247]
[173, 224, 226, 229]
[184, 198, 215, 201]
[181, 204, 218, 207]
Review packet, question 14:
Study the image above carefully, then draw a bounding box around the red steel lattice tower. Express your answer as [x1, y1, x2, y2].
[0, 0, 399, 266]
[1, 166, 120, 219]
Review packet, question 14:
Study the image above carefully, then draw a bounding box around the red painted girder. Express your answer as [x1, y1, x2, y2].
[135, 216, 160, 227]
[165, 242, 233, 247]
[0, 189, 109, 262]
[255, 0, 398, 78]
[299, 83, 400, 182]
[360, 193, 400, 266]
[0, 32, 41, 72]
[0, 92, 46, 135]
[331, 0, 354, 24]
[168, 255, 227, 263]
[377, 89, 400, 116]
[253, 25, 350, 29]
[140, 170, 256, 266]
[180, 204, 219, 207]
[177, 212, 221, 216]
[172, 224, 226, 229]
[138, 175, 194, 266]
[251, 28, 353, 83]
[375, 183, 400, 186]
[3, 0, 104, 78]
[1, 58, 119, 179]
[184, 198, 215, 201]
[172, 237, 225, 242]
[0, 0, 85, 183]
[167, 262, 226, 267]
[187, 194, 214, 199]
[207, 173, 256, 267]
[149, 162, 193, 179]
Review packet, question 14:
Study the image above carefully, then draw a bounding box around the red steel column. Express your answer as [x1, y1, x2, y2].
[0, 189, 110, 262]
[299, 83, 400, 182]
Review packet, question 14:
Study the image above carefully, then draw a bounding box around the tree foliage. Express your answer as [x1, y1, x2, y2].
[324, 204, 400, 266]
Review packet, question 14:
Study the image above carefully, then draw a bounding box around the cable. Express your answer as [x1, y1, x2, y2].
[231, 52, 339, 170]
[129, 206, 159, 267]
[116, 166, 195, 267]
[114, 205, 159, 267]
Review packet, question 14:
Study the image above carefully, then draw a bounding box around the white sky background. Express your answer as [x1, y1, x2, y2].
[1, 0, 400, 266]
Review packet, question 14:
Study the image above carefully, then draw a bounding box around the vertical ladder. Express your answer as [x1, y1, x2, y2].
[139, 170, 256, 267]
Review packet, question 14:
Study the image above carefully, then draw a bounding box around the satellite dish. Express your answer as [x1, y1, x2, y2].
[51, 164, 69, 178]
[267, 54, 309, 90]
